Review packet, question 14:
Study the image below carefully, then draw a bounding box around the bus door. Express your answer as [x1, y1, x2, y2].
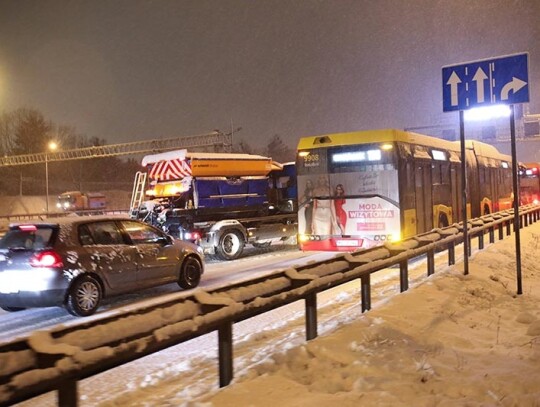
[415, 163, 433, 233]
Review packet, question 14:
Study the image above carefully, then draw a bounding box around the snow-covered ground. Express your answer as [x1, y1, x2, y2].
[16, 220, 540, 406]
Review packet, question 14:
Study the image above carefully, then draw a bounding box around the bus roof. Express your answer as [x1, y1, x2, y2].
[458, 140, 511, 162]
[297, 129, 459, 150]
[297, 129, 510, 161]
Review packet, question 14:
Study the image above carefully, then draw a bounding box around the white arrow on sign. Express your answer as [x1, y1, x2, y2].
[501, 77, 527, 100]
[472, 67, 488, 103]
[446, 71, 461, 106]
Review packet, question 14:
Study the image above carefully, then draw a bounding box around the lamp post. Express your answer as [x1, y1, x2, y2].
[45, 141, 58, 213]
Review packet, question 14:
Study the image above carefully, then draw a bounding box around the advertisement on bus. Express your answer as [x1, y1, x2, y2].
[298, 167, 400, 250]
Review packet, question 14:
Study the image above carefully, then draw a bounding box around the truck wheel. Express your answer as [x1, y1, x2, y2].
[216, 230, 244, 260]
[178, 256, 202, 289]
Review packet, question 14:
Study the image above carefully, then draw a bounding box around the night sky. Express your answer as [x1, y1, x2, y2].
[1, 0, 539, 150]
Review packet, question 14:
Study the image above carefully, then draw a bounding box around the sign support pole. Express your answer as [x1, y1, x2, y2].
[459, 110, 469, 275]
[509, 104, 523, 295]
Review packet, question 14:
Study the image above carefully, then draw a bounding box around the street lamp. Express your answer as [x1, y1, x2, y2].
[45, 141, 58, 213]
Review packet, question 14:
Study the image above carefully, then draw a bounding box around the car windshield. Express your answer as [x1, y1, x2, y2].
[0, 225, 55, 250]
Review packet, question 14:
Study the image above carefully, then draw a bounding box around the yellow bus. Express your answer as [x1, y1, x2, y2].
[296, 129, 513, 252]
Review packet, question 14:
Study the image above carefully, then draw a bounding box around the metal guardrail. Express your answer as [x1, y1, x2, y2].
[0, 205, 539, 406]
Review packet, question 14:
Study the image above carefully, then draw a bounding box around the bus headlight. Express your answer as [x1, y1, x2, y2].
[298, 234, 310, 243]
[299, 234, 320, 242]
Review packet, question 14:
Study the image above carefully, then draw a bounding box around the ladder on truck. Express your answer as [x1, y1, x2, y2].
[130, 171, 148, 217]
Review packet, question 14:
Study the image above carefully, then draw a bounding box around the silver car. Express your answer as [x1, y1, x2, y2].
[0, 216, 204, 316]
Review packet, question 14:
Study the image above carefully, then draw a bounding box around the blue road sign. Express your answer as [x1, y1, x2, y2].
[442, 53, 529, 112]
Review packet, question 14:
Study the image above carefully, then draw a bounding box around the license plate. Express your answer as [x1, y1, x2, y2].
[335, 239, 359, 247]
[0, 286, 19, 294]
[0, 276, 19, 294]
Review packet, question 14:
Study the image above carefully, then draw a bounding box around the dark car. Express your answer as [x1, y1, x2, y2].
[0, 216, 204, 316]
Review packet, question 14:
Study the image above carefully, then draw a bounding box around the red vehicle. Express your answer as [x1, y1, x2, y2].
[519, 163, 540, 205]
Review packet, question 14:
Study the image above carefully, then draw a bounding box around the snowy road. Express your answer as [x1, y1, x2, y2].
[0, 245, 337, 343]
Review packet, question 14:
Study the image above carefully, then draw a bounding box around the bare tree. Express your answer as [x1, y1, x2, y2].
[10, 108, 52, 155]
[0, 110, 19, 156]
[234, 139, 257, 155]
[264, 134, 295, 163]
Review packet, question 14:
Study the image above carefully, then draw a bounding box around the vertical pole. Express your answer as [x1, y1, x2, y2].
[305, 293, 318, 340]
[45, 155, 49, 214]
[218, 322, 233, 387]
[58, 380, 78, 407]
[509, 105, 523, 295]
[478, 232, 484, 250]
[399, 260, 408, 292]
[230, 118, 234, 152]
[448, 241, 455, 265]
[360, 274, 371, 312]
[459, 110, 469, 275]
[427, 249, 435, 276]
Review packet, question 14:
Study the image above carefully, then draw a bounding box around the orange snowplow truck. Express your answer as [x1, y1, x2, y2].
[57, 191, 106, 211]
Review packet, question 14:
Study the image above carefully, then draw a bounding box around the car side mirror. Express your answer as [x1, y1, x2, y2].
[158, 235, 174, 246]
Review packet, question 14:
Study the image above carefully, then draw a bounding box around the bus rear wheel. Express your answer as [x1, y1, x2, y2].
[216, 230, 244, 260]
[438, 214, 449, 228]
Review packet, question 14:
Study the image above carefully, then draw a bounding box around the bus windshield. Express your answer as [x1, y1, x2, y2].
[297, 142, 400, 251]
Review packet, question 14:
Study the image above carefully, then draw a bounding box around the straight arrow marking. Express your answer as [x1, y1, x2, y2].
[472, 67, 488, 103]
[447, 71, 461, 106]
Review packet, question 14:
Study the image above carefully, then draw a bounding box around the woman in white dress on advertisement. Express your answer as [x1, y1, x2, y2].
[311, 175, 337, 235]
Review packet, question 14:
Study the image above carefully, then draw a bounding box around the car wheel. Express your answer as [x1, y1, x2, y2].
[0, 306, 25, 312]
[178, 256, 202, 289]
[216, 229, 244, 260]
[65, 275, 102, 317]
